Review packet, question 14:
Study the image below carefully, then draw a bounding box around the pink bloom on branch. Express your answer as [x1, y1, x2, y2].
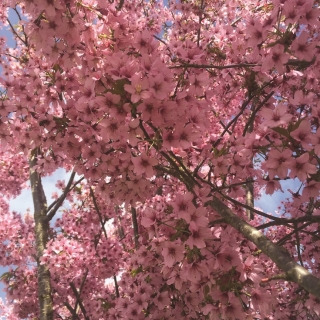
[260, 104, 292, 127]
[301, 181, 320, 201]
[291, 31, 315, 61]
[154, 292, 170, 310]
[186, 225, 211, 249]
[265, 149, 294, 179]
[132, 152, 157, 178]
[141, 208, 158, 228]
[189, 207, 209, 229]
[172, 192, 196, 222]
[162, 241, 184, 267]
[246, 20, 267, 46]
[149, 74, 172, 100]
[290, 120, 317, 150]
[124, 73, 151, 103]
[262, 44, 289, 72]
[289, 153, 317, 181]
[265, 179, 283, 195]
[250, 288, 272, 316]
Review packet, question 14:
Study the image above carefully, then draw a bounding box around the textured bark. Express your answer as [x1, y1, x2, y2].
[131, 207, 139, 249]
[29, 149, 53, 320]
[245, 179, 254, 220]
[209, 196, 320, 299]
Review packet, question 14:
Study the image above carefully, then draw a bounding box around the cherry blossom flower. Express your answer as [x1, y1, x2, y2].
[265, 179, 283, 195]
[262, 45, 289, 72]
[154, 292, 170, 310]
[162, 241, 184, 267]
[250, 288, 272, 316]
[132, 152, 158, 178]
[186, 225, 211, 249]
[265, 149, 294, 179]
[172, 192, 196, 222]
[149, 74, 172, 100]
[290, 120, 317, 150]
[301, 181, 320, 201]
[124, 73, 151, 103]
[260, 104, 292, 127]
[291, 31, 315, 61]
[289, 153, 317, 181]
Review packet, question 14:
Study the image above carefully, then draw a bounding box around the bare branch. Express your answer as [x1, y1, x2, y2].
[6, 18, 27, 46]
[90, 187, 108, 240]
[44, 172, 83, 223]
[69, 282, 90, 320]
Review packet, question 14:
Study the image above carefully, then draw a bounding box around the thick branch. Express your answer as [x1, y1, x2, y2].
[64, 302, 80, 320]
[29, 149, 53, 320]
[131, 207, 139, 249]
[208, 196, 320, 299]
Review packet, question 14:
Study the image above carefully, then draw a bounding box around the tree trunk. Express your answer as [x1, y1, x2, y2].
[29, 149, 53, 320]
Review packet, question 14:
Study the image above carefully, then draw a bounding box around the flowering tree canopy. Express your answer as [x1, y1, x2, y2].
[1, 0, 320, 319]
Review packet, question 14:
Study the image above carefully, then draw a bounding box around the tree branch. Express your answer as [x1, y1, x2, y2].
[90, 187, 108, 240]
[69, 282, 90, 320]
[29, 148, 53, 320]
[44, 172, 82, 223]
[131, 207, 139, 249]
[208, 196, 320, 299]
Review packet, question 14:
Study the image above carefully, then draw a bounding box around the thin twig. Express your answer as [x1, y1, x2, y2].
[90, 187, 108, 240]
[69, 282, 90, 320]
[220, 192, 285, 222]
[277, 222, 313, 246]
[44, 171, 77, 222]
[294, 222, 304, 266]
[74, 269, 89, 316]
[6, 18, 28, 46]
[242, 91, 274, 136]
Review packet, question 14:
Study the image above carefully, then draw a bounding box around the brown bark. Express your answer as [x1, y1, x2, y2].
[29, 149, 53, 320]
[209, 196, 320, 299]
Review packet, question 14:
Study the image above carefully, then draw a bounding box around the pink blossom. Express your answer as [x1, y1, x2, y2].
[265, 149, 294, 179]
[250, 289, 272, 316]
[172, 192, 196, 222]
[149, 74, 172, 100]
[186, 225, 211, 249]
[260, 104, 292, 127]
[291, 31, 315, 61]
[301, 181, 320, 201]
[290, 120, 317, 150]
[289, 153, 317, 181]
[132, 152, 158, 178]
[124, 73, 151, 103]
[154, 292, 170, 310]
[162, 241, 184, 267]
[265, 179, 283, 195]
